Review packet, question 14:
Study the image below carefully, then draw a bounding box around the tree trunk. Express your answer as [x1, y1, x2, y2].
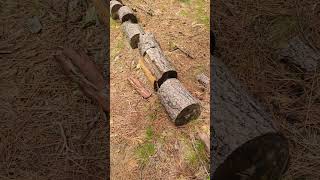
[118, 6, 137, 23]
[158, 78, 201, 126]
[122, 21, 144, 49]
[278, 36, 320, 72]
[110, 0, 122, 20]
[211, 57, 290, 180]
[141, 46, 177, 90]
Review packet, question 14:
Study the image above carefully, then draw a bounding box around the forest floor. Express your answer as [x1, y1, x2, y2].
[214, 0, 320, 180]
[110, 0, 210, 179]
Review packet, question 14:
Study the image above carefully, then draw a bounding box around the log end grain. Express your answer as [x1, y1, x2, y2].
[212, 133, 289, 180]
[118, 6, 138, 23]
[175, 103, 201, 126]
[158, 78, 201, 126]
[110, 0, 123, 20]
[155, 71, 177, 91]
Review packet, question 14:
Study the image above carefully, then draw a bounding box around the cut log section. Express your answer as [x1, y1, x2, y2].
[110, 0, 123, 20]
[118, 6, 138, 23]
[211, 57, 289, 180]
[138, 32, 160, 56]
[142, 47, 177, 90]
[196, 73, 209, 88]
[122, 21, 144, 49]
[278, 36, 320, 71]
[158, 78, 201, 126]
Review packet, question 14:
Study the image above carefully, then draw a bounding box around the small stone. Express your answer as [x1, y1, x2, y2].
[26, 16, 42, 34]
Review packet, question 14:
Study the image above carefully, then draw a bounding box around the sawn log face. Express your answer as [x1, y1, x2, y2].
[158, 78, 201, 126]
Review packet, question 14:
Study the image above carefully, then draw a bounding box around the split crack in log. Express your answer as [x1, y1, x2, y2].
[138, 32, 177, 91]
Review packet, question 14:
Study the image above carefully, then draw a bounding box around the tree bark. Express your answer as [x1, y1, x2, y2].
[122, 21, 144, 49]
[110, 0, 122, 20]
[142, 47, 177, 90]
[157, 78, 201, 126]
[118, 6, 138, 23]
[278, 36, 320, 72]
[211, 57, 289, 180]
[138, 32, 160, 56]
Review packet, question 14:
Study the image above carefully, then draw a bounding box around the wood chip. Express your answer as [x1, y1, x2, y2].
[127, 76, 152, 99]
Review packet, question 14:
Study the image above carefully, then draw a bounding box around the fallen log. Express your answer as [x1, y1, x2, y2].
[158, 78, 201, 126]
[278, 36, 320, 71]
[211, 57, 289, 179]
[122, 21, 144, 49]
[138, 32, 160, 56]
[118, 5, 138, 23]
[142, 47, 177, 90]
[110, 0, 123, 20]
[138, 33, 177, 90]
[138, 32, 178, 90]
[127, 76, 152, 99]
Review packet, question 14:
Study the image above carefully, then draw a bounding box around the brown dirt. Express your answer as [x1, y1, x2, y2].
[213, 0, 320, 179]
[110, 0, 210, 179]
[1, 0, 108, 179]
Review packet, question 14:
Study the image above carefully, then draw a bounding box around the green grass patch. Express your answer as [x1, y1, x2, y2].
[135, 126, 156, 166]
[135, 142, 156, 165]
[184, 139, 208, 168]
[147, 112, 157, 121]
[110, 18, 119, 30]
[111, 38, 125, 60]
[178, 9, 189, 17]
[194, 0, 209, 28]
[146, 126, 154, 141]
